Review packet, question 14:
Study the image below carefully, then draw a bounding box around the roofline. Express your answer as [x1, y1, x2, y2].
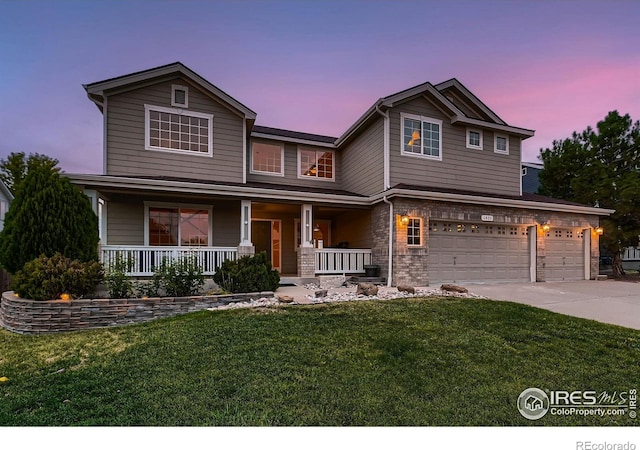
[83, 62, 257, 120]
[522, 161, 544, 169]
[0, 180, 13, 201]
[435, 78, 506, 125]
[453, 116, 535, 138]
[251, 132, 336, 148]
[67, 174, 613, 216]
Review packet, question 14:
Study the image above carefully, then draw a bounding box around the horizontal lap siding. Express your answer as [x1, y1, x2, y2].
[389, 96, 521, 196]
[341, 117, 384, 196]
[106, 78, 244, 183]
[106, 194, 240, 247]
[247, 141, 342, 189]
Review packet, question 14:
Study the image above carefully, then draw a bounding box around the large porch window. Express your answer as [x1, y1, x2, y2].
[145, 203, 212, 246]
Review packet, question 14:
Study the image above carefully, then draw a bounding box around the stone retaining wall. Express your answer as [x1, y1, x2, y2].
[0, 291, 273, 334]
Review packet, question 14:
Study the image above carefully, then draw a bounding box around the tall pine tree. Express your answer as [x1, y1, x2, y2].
[0, 162, 98, 274]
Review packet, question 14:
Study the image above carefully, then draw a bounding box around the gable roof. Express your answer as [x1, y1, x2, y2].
[336, 78, 534, 147]
[84, 62, 257, 120]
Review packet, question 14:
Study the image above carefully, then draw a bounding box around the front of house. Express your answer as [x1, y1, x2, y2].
[70, 62, 611, 286]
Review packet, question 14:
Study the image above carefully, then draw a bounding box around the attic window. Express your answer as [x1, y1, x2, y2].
[466, 128, 483, 150]
[172, 85, 189, 108]
[494, 134, 509, 155]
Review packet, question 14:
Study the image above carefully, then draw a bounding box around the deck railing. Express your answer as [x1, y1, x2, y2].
[101, 246, 238, 276]
[315, 248, 372, 274]
[623, 247, 640, 261]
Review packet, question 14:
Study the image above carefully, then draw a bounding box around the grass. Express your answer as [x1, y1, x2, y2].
[1, 297, 639, 426]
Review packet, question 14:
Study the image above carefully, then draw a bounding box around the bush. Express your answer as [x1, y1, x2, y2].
[0, 161, 99, 274]
[152, 255, 204, 297]
[11, 253, 104, 301]
[213, 252, 280, 293]
[105, 255, 134, 299]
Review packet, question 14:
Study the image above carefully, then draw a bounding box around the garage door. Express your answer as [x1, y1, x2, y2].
[545, 228, 585, 281]
[428, 222, 531, 284]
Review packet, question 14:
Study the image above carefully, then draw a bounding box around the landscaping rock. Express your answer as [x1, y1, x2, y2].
[440, 284, 468, 294]
[356, 283, 379, 296]
[315, 289, 328, 298]
[277, 295, 294, 303]
[397, 285, 416, 294]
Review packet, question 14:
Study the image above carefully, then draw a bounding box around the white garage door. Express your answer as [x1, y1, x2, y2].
[428, 222, 531, 284]
[545, 228, 585, 281]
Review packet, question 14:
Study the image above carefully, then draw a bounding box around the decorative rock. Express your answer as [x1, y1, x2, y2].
[315, 290, 328, 298]
[397, 285, 416, 294]
[277, 295, 294, 303]
[440, 284, 468, 294]
[356, 283, 379, 296]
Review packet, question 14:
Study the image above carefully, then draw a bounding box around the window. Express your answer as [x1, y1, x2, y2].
[298, 148, 335, 180]
[466, 128, 483, 150]
[494, 134, 509, 154]
[401, 113, 442, 160]
[407, 217, 422, 246]
[146, 204, 211, 246]
[171, 85, 189, 108]
[145, 104, 213, 156]
[522, 167, 528, 176]
[251, 142, 284, 176]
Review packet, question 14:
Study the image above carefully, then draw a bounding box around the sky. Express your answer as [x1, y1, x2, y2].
[1, 0, 639, 174]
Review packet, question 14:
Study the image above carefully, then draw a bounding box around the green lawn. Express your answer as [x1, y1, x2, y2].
[0, 297, 638, 426]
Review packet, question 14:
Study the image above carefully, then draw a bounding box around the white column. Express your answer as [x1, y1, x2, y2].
[583, 228, 591, 280]
[301, 204, 313, 248]
[528, 225, 537, 283]
[240, 200, 252, 246]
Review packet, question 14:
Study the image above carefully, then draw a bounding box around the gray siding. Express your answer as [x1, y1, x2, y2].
[106, 78, 245, 183]
[106, 194, 240, 247]
[246, 140, 342, 189]
[388, 96, 521, 196]
[341, 117, 384, 196]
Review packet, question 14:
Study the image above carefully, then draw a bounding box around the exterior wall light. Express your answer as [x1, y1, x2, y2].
[400, 215, 410, 225]
[541, 223, 551, 233]
[60, 293, 71, 301]
[595, 226, 604, 235]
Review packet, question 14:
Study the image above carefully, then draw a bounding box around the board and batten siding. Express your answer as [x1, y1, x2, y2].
[340, 117, 385, 196]
[246, 140, 342, 189]
[106, 195, 240, 247]
[388, 96, 521, 196]
[106, 78, 245, 183]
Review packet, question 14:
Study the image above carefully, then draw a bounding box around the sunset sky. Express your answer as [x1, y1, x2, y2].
[1, 0, 639, 173]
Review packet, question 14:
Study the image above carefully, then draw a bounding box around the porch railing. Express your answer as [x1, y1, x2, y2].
[101, 245, 237, 276]
[315, 248, 372, 274]
[623, 247, 640, 261]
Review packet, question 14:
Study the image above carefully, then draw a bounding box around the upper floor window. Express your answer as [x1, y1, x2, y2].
[466, 128, 483, 150]
[298, 148, 335, 181]
[494, 134, 509, 155]
[401, 113, 442, 160]
[171, 85, 189, 108]
[251, 142, 284, 176]
[145, 105, 213, 157]
[407, 217, 422, 246]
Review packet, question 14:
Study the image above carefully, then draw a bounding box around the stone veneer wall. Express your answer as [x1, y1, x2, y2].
[0, 291, 272, 334]
[371, 198, 601, 286]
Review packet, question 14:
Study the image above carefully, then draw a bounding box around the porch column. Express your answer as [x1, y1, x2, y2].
[298, 204, 316, 277]
[238, 200, 255, 257]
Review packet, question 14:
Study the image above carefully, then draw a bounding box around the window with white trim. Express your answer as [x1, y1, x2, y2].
[494, 134, 509, 154]
[407, 217, 422, 246]
[401, 113, 442, 160]
[146, 205, 211, 246]
[171, 84, 189, 108]
[145, 104, 213, 156]
[251, 142, 284, 176]
[298, 148, 334, 180]
[466, 128, 483, 150]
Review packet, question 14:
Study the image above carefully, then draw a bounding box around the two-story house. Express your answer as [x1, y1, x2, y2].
[70, 62, 612, 286]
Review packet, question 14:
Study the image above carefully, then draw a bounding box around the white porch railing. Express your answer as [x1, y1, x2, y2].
[623, 247, 640, 261]
[315, 248, 372, 274]
[101, 245, 237, 276]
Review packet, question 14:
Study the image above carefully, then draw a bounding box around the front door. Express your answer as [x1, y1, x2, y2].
[251, 219, 281, 271]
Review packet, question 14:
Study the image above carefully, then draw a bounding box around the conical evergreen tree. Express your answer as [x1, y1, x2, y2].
[0, 163, 98, 274]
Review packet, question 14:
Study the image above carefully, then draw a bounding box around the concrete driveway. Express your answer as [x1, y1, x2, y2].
[469, 280, 640, 330]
